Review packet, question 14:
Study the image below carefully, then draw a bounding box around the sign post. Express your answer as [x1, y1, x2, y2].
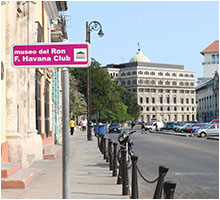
[12, 42, 90, 199]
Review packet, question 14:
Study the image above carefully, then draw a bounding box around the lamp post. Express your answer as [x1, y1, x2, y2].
[86, 21, 104, 141]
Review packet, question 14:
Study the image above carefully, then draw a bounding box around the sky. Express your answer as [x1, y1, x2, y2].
[64, 1, 219, 82]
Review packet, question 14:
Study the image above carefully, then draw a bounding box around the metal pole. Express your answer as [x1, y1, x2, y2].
[112, 143, 118, 176]
[86, 21, 92, 141]
[131, 155, 139, 199]
[164, 181, 177, 199]
[122, 149, 129, 195]
[62, 68, 70, 199]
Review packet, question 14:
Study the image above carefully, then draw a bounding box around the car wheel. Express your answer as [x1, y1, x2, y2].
[200, 132, 206, 138]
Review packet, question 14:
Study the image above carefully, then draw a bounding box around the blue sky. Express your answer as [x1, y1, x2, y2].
[65, 1, 219, 81]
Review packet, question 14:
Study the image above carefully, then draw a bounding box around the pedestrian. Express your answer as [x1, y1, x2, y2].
[81, 118, 87, 132]
[70, 118, 75, 135]
[141, 121, 147, 134]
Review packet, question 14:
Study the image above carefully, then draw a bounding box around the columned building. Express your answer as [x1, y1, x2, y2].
[103, 48, 197, 122]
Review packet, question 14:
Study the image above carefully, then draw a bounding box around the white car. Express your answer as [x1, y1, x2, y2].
[194, 124, 219, 138]
[144, 121, 164, 131]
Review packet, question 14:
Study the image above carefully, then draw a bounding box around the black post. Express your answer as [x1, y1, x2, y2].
[109, 140, 113, 170]
[97, 134, 100, 148]
[121, 149, 129, 195]
[103, 138, 107, 160]
[153, 166, 169, 199]
[117, 148, 122, 184]
[164, 181, 176, 199]
[107, 139, 111, 162]
[131, 155, 139, 199]
[112, 143, 118, 176]
[100, 136, 104, 154]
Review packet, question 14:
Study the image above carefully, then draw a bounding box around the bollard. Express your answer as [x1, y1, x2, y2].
[109, 140, 113, 170]
[97, 134, 100, 148]
[107, 139, 111, 162]
[103, 138, 107, 160]
[153, 166, 169, 199]
[112, 143, 118, 176]
[164, 181, 176, 199]
[131, 155, 139, 199]
[121, 149, 129, 195]
[100, 136, 104, 154]
[117, 148, 122, 184]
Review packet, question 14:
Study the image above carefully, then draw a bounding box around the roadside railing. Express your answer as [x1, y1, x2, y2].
[96, 133, 177, 199]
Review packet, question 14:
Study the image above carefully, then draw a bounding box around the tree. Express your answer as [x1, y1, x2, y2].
[69, 61, 140, 122]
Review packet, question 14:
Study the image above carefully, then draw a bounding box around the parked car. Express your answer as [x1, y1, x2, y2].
[163, 122, 177, 130]
[190, 123, 209, 133]
[209, 119, 219, 125]
[181, 123, 195, 133]
[194, 124, 219, 138]
[144, 121, 165, 131]
[109, 123, 121, 133]
[173, 122, 186, 132]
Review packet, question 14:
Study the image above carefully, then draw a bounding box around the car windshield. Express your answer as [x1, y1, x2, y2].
[146, 122, 153, 125]
[110, 123, 119, 127]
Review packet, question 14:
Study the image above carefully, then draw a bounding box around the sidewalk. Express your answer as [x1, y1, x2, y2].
[1, 130, 128, 199]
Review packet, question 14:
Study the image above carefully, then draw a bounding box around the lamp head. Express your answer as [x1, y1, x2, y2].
[98, 29, 104, 37]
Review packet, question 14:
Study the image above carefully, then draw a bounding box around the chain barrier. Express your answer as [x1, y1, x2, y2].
[136, 164, 159, 184]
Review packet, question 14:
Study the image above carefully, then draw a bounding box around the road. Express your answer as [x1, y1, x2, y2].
[105, 127, 219, 199]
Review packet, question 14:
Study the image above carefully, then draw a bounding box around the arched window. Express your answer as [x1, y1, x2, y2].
[172, 81, 177, 86]
[158, 80, 163, 85]
[146, 107, 149, 111]
[138, 71, 143, 75]
[132, 71, 137, 75]
[184, 74, 189, 77]
[132, 80, 137, 85]
[167, 107, 170, 111]
[165, 81, 170, 85]
[160, 107, 163, 111]
[152, 107, 155, 111]
[144, 71, 149, 75]
[145, 80, 149, 84]
[174, 107, 177, 111]
[187, 107, 189, 111]
[158, 72, 163, 76]
[172, 73, 177, 77]
[185, 82, 189, 86]
[179, 73, 183, 77]
[181, 107, 184, 111]
[122, 81, 126, 86]
[121, 72, 126, 76]
[192, 107, 195, 111]
[179, 82, 184, 86]
[150, 71, 155, 75]
[140, 106, 143, 111]
[127, 72, 131, 76]
[190, 82, 194, 86]
[165, 72, 170, 76]
[151, 80, 156, 85]
[138, 79, 143, 84]
[190, 74, 194, 78]
[127, 80, 131, 85]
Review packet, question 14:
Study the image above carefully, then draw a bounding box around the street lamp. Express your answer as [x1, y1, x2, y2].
[86, 21, 104, 141]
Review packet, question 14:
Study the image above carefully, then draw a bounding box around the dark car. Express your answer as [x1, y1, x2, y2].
[163, 122, 176, 130]
[109, 123, 121, 133]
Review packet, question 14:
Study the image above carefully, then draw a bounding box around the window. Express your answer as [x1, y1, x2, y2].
[190, 90, 194, 94]
[151, 80, 156, 85]
[151, 89, 156, 93]
[181, 98, 184, 104]
[172, 81, 177, 86]
[127, 80, 131, 85]
[140, 97, 143, 104]
[172, 73, 177, 77]
[138, 88, 144, 92]
[190, 74, 194, 78]
[174, 107, 177, 111]
[138, 71, 143, 75]
[132, 89, 137, 92]
[140, 106, 143, 111]
[145, 80, 149, 84]
[185, 90, 189, 94]
[160, 107, 163, 111]
[179, 82, 184, 86]
[152, 97, 155, 104]
[132, 71, 137, 75]
[174, 115, 177, 121]
[167, 107, 170, 111]
[212, 54, 216, 64]
[187, 107, 189, 111]
[167, 96, 170, 104]
[173, 96, 177, 104]
[185, 82, 189, 86]
[150, 72, 155, 75]
[192, 107, 195, 111]
[146, 97, 149, 103]
[152, 107, 155, 111]
[179, 73, 183, 77]
[132, 80, 137, 85]
[144, 71, 149, 75]
[146, 107, 149, 111]
[121, 72, 126, 76]
[217, 54, 219, 64]
[165, 72, 170, 76]
[145, 88, 150, 92]
[158, 72, 163, 76]
[166, 89, 170, 93]
[122, 81, 126, 86]
[127, 72, 131, 76]
[190, 82, 194, 86]
[138, 79, 143, 84]
[159, 89, 163, 93]
[180, 90, 184, 93]
[160, 96, 163, 104]
[172, 90, 177, 93]
[182, 107, 184, 111]
[191, 98, 194, 104]
[184, 74, 189, 77]
[186, 98, 189, 104]
[158, 80, 163, 85]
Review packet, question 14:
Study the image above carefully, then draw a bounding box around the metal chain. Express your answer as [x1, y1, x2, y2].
[137, 165, 159, 184]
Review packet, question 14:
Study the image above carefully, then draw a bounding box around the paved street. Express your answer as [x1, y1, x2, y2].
[106, 126, 219, 199]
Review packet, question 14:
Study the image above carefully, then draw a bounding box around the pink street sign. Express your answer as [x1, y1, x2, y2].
[11, 43, 90, 68]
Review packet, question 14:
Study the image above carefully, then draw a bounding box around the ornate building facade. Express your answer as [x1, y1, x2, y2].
[103, 48, 197, 122]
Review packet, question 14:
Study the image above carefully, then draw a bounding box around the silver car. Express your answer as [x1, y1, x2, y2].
[194, 124, 219, 138]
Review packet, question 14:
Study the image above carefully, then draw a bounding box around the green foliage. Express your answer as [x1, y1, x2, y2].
[70, 61, 140, 122]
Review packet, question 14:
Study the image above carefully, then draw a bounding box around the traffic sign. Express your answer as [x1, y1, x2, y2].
[11, 43, 90, 68]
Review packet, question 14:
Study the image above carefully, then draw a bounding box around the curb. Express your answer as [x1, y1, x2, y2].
[151, 131, 193, 137]
[206, 137, 219, 141]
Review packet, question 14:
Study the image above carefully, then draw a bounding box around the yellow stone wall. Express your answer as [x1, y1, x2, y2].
[1, 4, 7, 143]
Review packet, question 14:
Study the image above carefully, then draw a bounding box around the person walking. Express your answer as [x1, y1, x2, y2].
[81, 119, 87, 132]
[70, 118, 75, 135]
